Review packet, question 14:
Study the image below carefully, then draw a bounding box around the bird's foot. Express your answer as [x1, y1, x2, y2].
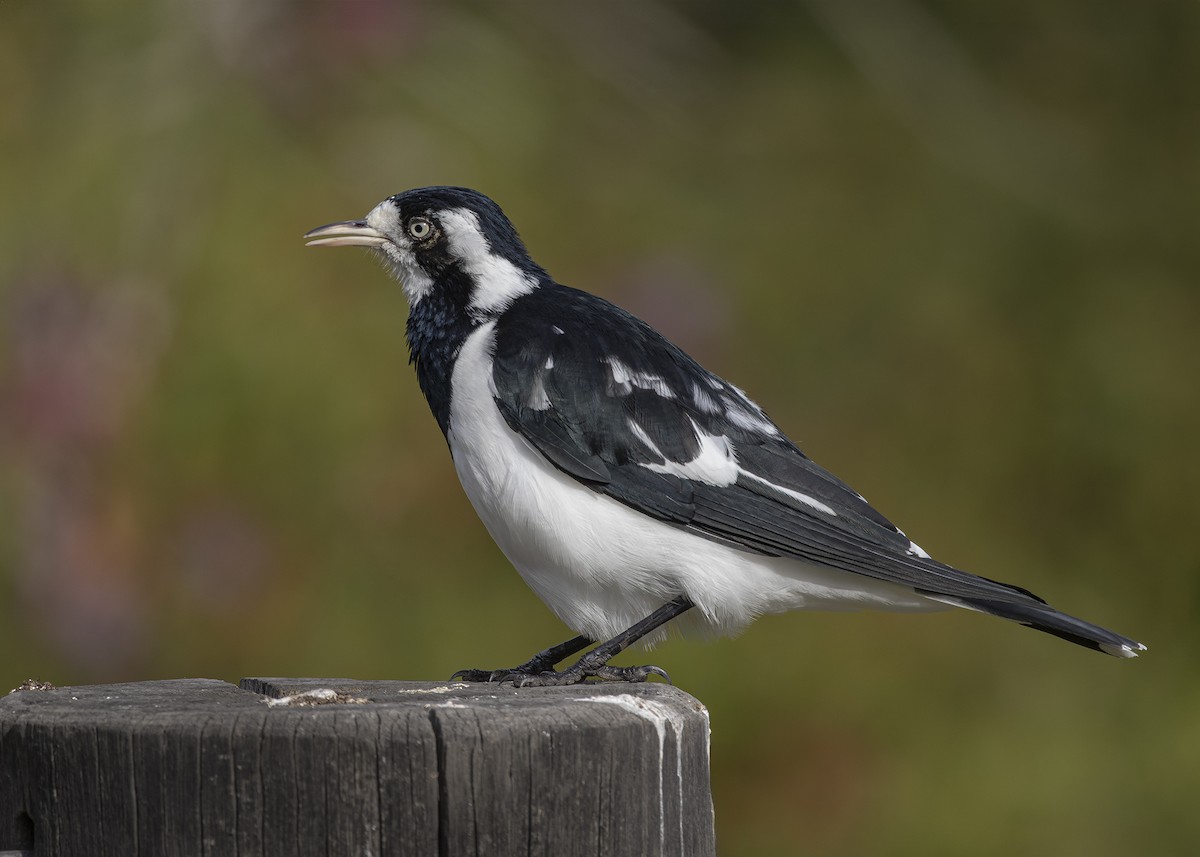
[449, 614, 683, 687]
[450, 666, 534, 683]
[508, 662, 671, 688]
[451, 634, 596, 684]
[451, 662, 670, 687]
[451, 657, 570, 684]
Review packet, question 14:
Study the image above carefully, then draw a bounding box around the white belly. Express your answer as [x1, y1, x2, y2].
[447, 322, 938, 642]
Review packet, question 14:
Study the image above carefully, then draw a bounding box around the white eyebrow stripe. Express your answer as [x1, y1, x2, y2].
[439, 208, 538, 314]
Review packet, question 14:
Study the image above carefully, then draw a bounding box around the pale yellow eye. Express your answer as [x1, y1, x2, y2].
[407, 217, 433, 240]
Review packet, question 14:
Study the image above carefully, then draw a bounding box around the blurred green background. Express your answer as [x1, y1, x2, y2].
[1, 1, 1195, 854]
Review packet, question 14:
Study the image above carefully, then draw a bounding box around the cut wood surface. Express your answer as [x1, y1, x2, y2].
[0, 677, 714, 857]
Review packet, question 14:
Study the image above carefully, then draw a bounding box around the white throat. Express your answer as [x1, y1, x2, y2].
[365, 201, 434, 305]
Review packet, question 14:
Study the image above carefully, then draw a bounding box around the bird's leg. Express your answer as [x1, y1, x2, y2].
[451, 634, 594, 683]
[507, 596, 695, 688]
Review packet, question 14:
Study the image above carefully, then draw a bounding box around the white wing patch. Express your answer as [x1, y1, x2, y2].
[722, 399, 778, 435]
[635, 419, 740, 486]
[906, 540, 931, 559]
[720, 383, 779, 436]
[690, 382, 721, 414]
[606, 357, 674, 398]
[739, 470, 837, 516]
[527, 373, 552, 410]
[439, 208, 539, 314]
[449, 323, 943, 646]
[627, 419, 666, 459]
[521, 356, 556, 410]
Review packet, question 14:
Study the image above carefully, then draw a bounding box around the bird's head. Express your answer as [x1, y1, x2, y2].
[305, 186, 547, 316]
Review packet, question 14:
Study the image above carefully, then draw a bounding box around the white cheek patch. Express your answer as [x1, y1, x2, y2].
[380, 248, 435, 305]
[366, 201, 433, 304]
[439, 208, 538, 314]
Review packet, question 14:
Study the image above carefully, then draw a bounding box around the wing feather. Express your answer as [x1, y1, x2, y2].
[490, 286, 1045, 607]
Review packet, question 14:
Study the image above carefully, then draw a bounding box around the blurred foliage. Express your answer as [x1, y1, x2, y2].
[1, 1, 1197, 854]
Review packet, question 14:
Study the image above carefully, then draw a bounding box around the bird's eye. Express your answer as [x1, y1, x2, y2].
[407, 218, 433, 240]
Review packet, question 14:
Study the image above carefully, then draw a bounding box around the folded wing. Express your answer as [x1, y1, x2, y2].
[489, 286, 1144, 656]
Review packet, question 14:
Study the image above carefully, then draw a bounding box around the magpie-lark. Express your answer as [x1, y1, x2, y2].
[305, 186, 1145, 686]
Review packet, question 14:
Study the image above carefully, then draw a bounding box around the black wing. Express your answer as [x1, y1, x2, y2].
[489, 285, 1142, 656]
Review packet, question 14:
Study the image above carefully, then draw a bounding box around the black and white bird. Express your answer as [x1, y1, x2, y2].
[305, 186, 1145, 685]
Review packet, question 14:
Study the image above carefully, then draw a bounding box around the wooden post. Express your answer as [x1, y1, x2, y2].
[0, 677, 714, 857]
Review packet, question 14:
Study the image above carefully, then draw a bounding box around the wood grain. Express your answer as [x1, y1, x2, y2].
[0, 678, 714, 856]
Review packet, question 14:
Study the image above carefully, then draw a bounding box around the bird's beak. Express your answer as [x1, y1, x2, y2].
[304, 220, 388, 248]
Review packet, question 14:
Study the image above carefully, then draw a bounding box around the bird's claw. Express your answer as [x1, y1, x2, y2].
[452, 662, 670, 687]
[509, 663, 671, 688]
[450, 668, 523, 683]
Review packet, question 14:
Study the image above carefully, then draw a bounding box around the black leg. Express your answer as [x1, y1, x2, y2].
[451, 634, 594, 683]
[509, 597, 694, 688]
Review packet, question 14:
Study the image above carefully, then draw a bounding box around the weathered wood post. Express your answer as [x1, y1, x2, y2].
[0, 677, 714, 856]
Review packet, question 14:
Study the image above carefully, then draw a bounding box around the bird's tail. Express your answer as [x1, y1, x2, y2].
[923, 593, 1146, 658]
